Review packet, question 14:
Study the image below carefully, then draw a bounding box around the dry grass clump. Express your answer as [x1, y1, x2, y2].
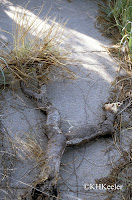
[112, 75, 132, 102]
[0, 4, 76, 88]
[97, 3, 132, 199]
[15, 136, 45, 163]
[107, 44, 132, 108]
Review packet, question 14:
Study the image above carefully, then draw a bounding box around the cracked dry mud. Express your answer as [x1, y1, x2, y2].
[1, 0, 131, 200]
[19, 81, 115, 199]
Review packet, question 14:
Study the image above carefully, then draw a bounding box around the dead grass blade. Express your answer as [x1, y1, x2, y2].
[0, 4, 77, 87]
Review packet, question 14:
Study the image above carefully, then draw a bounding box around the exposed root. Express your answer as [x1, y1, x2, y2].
[20, 81, 116, 199]
[66, 111, 115, 146]
[20, 81, 66, 199]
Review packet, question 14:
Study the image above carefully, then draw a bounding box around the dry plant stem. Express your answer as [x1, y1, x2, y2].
[20, 81, 66, 199]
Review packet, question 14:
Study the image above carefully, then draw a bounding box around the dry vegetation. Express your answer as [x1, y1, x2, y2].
[0, 4, 76, 89]
[97, 1, 132, 199]
[0, 1, 131, 200]
[0, 4, 77, 199]
[97, 0, 132, 111]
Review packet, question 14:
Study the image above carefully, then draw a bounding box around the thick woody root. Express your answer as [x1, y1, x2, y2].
[20, 81, 66, 200]
[66, 111, 115, 146]
[31, 134, 66, 200]
[20, 82, 116, 199]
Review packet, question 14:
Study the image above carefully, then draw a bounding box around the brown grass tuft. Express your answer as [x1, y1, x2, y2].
[0, 4, 76, 87]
